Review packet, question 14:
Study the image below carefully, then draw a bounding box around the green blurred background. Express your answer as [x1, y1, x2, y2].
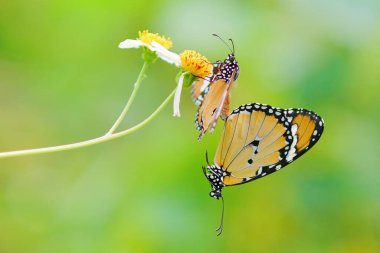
[1, 0, 379, 252]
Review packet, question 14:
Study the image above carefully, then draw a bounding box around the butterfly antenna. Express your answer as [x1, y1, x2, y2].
[202, 166, 207, 177]
[216, 195, 225, 236]
[205, 151, 211, 166]
[229, 38, 235, 54]
[212, 34, 233, 53]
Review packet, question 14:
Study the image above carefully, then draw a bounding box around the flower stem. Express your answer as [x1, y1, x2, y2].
[0, 89, 176, 159]
[106, 62, 149, 135]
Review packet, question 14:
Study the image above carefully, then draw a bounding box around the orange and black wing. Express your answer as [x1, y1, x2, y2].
[196, 71, 236, 139]
[213, 103, 324, 186]
[191, 60, 224, 106]
[191, 78, 211, 106]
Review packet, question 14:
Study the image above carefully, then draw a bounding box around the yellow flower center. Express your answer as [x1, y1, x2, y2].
[179, 50, 213, 78]
[138, 30, 173, 49]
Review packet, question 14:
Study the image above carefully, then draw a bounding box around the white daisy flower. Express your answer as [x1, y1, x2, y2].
[119, 30, 212, 117]
[119, 30, 180, 66]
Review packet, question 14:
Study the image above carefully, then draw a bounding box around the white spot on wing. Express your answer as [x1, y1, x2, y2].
[286, 124, 298, 162]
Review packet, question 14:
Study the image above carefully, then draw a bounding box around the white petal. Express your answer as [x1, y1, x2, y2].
[151, 41, 181, 67]
[173, 72, 186, 117]
[119, 39, 146, 49]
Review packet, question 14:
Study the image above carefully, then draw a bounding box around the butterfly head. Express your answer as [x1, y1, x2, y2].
[211, 34, 240, 82]
[225, 53, 237, 64]
[203, 165, 225, 199]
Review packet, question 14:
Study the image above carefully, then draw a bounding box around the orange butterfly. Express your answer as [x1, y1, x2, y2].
[192, 35, 240, 140]
[202, 102, 324, 235]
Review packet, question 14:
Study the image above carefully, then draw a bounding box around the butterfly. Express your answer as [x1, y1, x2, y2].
[192, 35, 240, 140]
[202, 102, 324, 235]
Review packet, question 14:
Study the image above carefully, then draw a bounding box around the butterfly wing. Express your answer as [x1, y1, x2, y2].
[196, 71, 236, 139]
[221, 91, 230, 120]
[213, 103, 324, 186]
[191, 60, 224, 106]
[191, 78, 211, 106]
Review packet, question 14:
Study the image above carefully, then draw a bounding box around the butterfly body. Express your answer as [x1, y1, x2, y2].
[203, 102, 324, 199]
[211, 54, 240, 85]
[203, 164, 225, 199]
[194, 54, 240, 139]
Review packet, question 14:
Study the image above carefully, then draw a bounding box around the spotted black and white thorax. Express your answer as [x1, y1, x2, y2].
[214, 54, 239, 82]
[203, 165, 227, 199]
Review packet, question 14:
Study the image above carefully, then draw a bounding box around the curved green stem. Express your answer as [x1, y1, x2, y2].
[106, 62, 149, 135]
[0, 89, 175, 159]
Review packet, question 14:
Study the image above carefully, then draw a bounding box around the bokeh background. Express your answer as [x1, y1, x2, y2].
[1, 0, 380, 252]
